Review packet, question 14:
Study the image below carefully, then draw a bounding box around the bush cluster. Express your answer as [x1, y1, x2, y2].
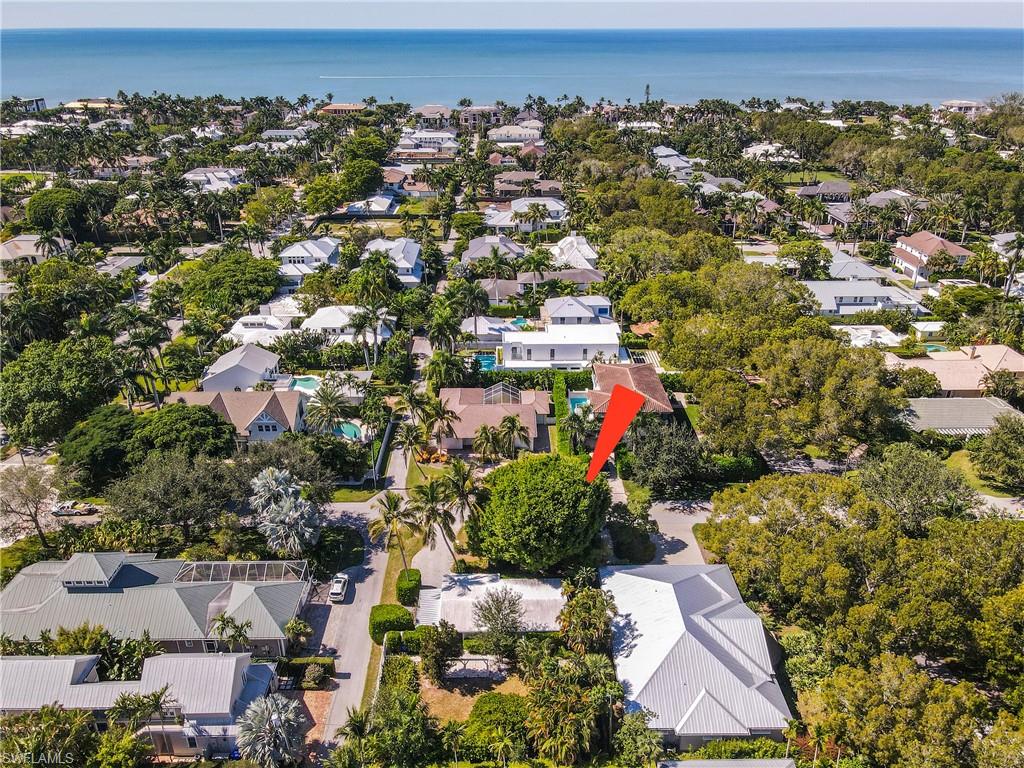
[396, 568, 422, 606]
[369, 604, 414, 644]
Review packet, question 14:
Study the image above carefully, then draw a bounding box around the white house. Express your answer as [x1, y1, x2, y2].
[550, 234, 599, 269]
[0, 234, 68, 285]
[277, 237, 340, 293]
[500, 322, 622, 370]
[485, 197, 567, 233]
[200, 344, 281, 392]
[225, 314, 296, 346]
[182, 167, 244, 193]
[300, 305, 393, 346]
[346, 194, 397, 216]
[420, 573, 565, 632]
[540, 295, 613, 325]
[486, 125, 542, 145]
[397, 128, 459, 152]
[362, 237, 424, 286]
[601, 565, 792, 750]
[833, 325, 904, 348]
[802, 280, 924, 316]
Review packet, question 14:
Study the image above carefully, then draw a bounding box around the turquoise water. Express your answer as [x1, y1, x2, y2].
[569, 395, 590, 412]
[289, 375, 320, 393]
[924, 343, 949, 352]
[333, 422, 362, 440]
[2, 29, 1021, 104]
[511, 317, 529, 328]
[475, 353, 497, 372]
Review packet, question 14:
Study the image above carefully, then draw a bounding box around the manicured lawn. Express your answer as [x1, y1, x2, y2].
[330, 487, 377, 503]
[684, 404, 702, 432]
[0, 536, 47, 586]
[405, 461, 446, 490]
[547, 424, 559, 454]
[946, 450, 1012, 498]
[780, 169, 848, 183]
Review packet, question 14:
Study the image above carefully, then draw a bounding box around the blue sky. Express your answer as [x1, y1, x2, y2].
[3, 1, 1022, 29]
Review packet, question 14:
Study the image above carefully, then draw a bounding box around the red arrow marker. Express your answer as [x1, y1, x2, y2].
[586, 384, 646, 482]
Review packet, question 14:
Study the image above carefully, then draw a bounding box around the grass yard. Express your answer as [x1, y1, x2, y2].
[330, 487, 378, 503]
[405, 461, 446, 490]
[0, 536, 47, 586]
[683, 404, 702, 432]
[946, 450, 1012, 498]
[420, 675, 529, 722]
[780, 169, 848, 183]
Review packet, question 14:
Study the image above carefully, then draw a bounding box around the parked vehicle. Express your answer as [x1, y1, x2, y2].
[328, 573, 350, 602]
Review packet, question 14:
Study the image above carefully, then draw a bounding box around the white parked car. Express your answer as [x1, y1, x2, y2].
[328, 573, 350, 603]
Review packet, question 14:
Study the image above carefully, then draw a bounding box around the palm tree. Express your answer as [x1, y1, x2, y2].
[496, 414, 529, 458]
[346, 310, 374, 369]
[394, 420, 428, 481]
[490, 726, 516, 768]
[210, 613, 253, 652]
[561, 411, 592, 453]
[422, 395, 458, 449]
[440, 721, 466, 766]
[410, 478, 457, 559]
[394, 382, 427, 425]
[335, 707, 371, 767]
[236, 694, 307, 768]
[424, 350, 467, 392]
[1004, 232, 1024, 298]
[259, 496, 322, 556]
[809, 722, 827, 767]
[249, 467, 300, 515]
[457, 280, 491, 338]
[518, 248, 554, 302]
[473, 424, 502, 464]
[476, 247, 515, 302]
[440, 457, 481, 523]
[783, 718, 801, 759]
[368, 490, 421, 570]
[306, 374, 356, 434]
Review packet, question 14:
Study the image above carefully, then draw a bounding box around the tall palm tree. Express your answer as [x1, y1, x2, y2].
[497, 414, 529, 458]
[409, 478, 457, 559]
[236, 694, 307, 768]
[490, 726, 516, 768]
[334, 707, 371, 767]
[210, 613, 253, 652]
[424, 350, 467, 392]
[473, 424, 502, 464]
[518, 249, 554, 302]
[476, 247, 515, 302]
[1004, 232, 1024, 298]
[394, 420, 428, 480]
[440, 458, 481, 523]
[422, 395, 458, 449]
[368, 490, 420, 570]
[440, 721, 466, 767]
[306, 375, 356, 434]
[561, 411, 593, 453]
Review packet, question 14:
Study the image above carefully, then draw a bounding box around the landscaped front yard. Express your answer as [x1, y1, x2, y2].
[946, 449, 1012, 498]
[420, 675, 529, 722]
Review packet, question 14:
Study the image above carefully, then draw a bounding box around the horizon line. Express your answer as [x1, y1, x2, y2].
[4, 25, 1019, 31]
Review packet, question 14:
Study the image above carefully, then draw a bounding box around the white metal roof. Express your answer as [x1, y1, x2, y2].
[600, 565, 791, 737]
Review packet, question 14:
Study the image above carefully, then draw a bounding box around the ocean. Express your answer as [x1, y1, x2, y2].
[1, 28, 1022, 106]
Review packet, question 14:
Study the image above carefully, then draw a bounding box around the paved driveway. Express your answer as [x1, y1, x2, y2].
[649, 500, 711, 564]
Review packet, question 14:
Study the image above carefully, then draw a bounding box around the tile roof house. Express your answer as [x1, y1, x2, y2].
[0, 653, 275, 758]
[600, 565, 792, 749]
[200, 344, 281, 392]
[458, 105, 500, 132]
[893, 231, 974, 285]
[0, 554, 311, 656]
[438, 383, 551, 451]
[478, 267, 606, 305]
[902, 396, 1022, 435]
[927, 344, 1024, 380]
[413, 104, 454, 129]
[795, 180, 850, 201]
[586, 363, 673, 414]
[883, 352, 990, 397]
[363, 237, 424, 286]
[168, 391, 306, 443]
[0, 234, 69, 287]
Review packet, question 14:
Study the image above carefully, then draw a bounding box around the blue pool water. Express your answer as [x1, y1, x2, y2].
[289, 375, 320, 393]
[569, 396, 590, 412]
[333, 422, 362, 440]
[924, 343, 949, 353]
[511, 317, 529, 328]
[475, 353, 497, 371]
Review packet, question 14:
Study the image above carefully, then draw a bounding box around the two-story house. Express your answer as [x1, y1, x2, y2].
[802, 280, 925, 316]
[300, 305, 393, 346]
[200, 344, 282, 392]
[363, 237, 424, 287]
[484, 197, 567, 233]
[277, 236, 340, 293]
[892, 231, 974, 286]
[540, 295, 613, 325]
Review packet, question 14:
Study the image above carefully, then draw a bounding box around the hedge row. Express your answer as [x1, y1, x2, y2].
[384, 627, 434, 654]
[477, 368, 592, 392]
[462, 631, 560, 655]
[278, 656, 335, 690]
[369, 604, 414, 644]
[552, 374, 572, 455]
[396, 568, 422, 606]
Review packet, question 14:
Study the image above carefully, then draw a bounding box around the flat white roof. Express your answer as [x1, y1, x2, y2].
[503, 323, 621, 344]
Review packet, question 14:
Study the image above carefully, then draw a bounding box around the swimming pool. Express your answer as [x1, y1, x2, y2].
[924, 343, 949, 353]
[289, 375, 321, 393]
[475, 353, 497, 371]
[333, 421, 362, 440]
[569, 395, 590, 412]
[511, 317, 529, 328]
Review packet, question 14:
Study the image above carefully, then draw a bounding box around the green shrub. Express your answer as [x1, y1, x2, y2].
[608, 522, 655, 563]
[369, 604, 414, 644]
[463, 693, 531, 762]
[301, 663, 327, 690]
[379, 654, 418, 691]
[396, 568, 422, 606]
[658, 372, 689, 393]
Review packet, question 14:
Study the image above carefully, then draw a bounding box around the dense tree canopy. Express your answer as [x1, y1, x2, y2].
[468, 454, 610, 571]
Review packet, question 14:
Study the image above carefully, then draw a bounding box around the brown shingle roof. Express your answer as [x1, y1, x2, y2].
[439, 388, 550, 440]
[169, 391, 305, 436]
[897, 231, 974, 260]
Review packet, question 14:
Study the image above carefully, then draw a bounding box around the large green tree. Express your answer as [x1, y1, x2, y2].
[467, 454, 610, 571]
[125, 402, 236, 465]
